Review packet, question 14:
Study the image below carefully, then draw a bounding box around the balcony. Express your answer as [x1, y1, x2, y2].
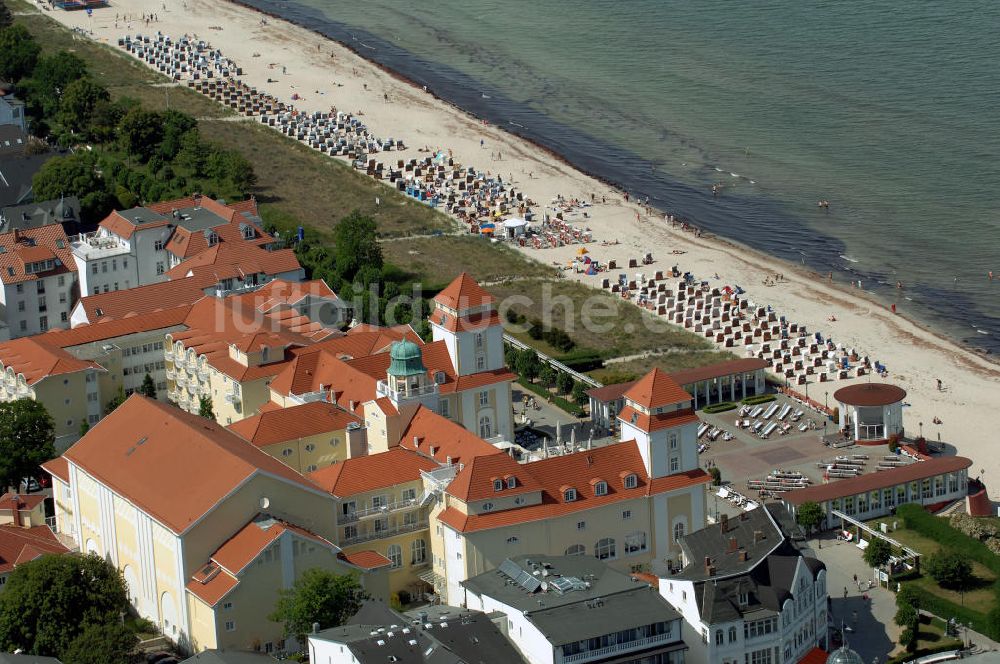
[224, 391, 241, 405]
[376, 380, 438, 403]
[174, 374, 186, 387]
[341, 518, 428, 546]
[165, 368, 176, 379]
[562, 631, 677, 664]
[196, 368, 209, 381]
[339, 498, 420, 524]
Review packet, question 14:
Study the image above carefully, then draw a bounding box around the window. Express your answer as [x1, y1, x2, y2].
[304, 443, 315, 452]
[411, 539, 426, 564]
[506, 536, 518, 544]
[39, 316, 47, 331]
[154, 240, 164, 251]
[281, 448, 293, 457]
[475, 333, 483, 348]
[91, 263, 98, 275]
[506, 476, 517, 489]
[476, 355, 485, 371]
[623, 474, 638, 489]
[729, 626, 737, 643]
[18, 320, 25, 332]
[439, 400, 450, 418]
[479, 391, 489, 406]
[670, 456, 679, 472]
[478, 415, 492, 439]
[16, 301, 23, 312]
[343, 525, 357, 540]
[565, 544, 585, 556]
[402, 488, 417, 502]
[156, 262, 165, 275]
[674, 522, 685, 542]
[372, 495, 388, 509]
[482, 502, 494, 511]
[225, 621, 235, 632]
[577, 521, 586, 530]
[594, 537, 616, 560]
[60, 311, 68, 322]
[387, 544, 402, 569]
[593, 481, 608, 496]
[564, 488, 578, 502]
[493, 479, 504, 492]
[622, 510, 632, 520]
[669, 433, 678, 449]
[37, 296, 46, 312]
[101, 261, 107, 274]
[58, 275, 65, 286]
[223, 601, 233, 611]
[625, 531, 647, 554]
[716, 629, 724, 646]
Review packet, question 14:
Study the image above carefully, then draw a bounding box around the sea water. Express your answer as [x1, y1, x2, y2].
[243, 0, 1000, 351]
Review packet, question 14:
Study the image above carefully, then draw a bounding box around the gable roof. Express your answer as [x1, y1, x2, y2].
[50, 306, 193, 348]
[0, 524, 70, 574]
[227, 401, 360, 447]
[433, 272, 494, 311]
[398, 406, 501, 465]
[75, 276, 212, 323]
[447, 453, 542, 502]
[622, 368, 692, 409]
[308, 448, 439, 496]
[0, 223, 76, 285]
[0, 336, 102, 385]
[63, 395, 327, 534]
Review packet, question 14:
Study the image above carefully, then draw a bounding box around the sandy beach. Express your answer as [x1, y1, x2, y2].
[41, 0, 1000, 493]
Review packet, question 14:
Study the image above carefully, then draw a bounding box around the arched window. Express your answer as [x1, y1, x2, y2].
[594, 538, 616, 560]
[625, 531, 647, 554]
[674, 521, 686, 543]
[623, 474, 638, 489]
[410, 539, 426, 565]
[593, 481, 608, 497]
[728, 626, 737, 643]
[563, 488, 578, 502]
[387, 544, 402, 569]
[479, 415, 492, 438]
[715, 629, 724, 645]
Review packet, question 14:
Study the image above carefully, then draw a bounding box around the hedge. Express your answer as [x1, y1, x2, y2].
[703, 402, 738, 414]
[904, 585, 991, 639]
[741, 394, 776, 405]
[897, 504, 1000, 576]
[517, 378, 585, 418]
[885, 640, 963, 664]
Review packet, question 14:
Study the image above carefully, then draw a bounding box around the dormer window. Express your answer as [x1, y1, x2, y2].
[623, 474, 638, 489]
[493, 479, 503, 492]
[631, 412, 639, 424]
[435, 371, 446, 384]
[205, 230, 219, 246]
[738, 592, 749, 606]
[593, 481, 608, 497]
[564, 488, 577, 502]
[506, 476, 517, 489]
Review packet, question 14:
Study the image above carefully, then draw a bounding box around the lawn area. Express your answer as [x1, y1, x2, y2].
[487, 279, 715, 361]
[590, 350, 740, 383]
[10, 0, 453, 238]
[381, 236, 558, 289]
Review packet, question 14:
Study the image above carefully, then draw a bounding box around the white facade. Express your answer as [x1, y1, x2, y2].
[0, 271, 76, 339]
[618, 402, 700, 480]
[71, 224, 173, 297]
[659, 558, 828, 664]
[0, 95, 26, 131]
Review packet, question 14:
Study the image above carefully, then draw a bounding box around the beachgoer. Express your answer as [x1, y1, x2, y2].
[480, 139, 485, 149]
[990, 271, 994, 281]
[937, 379, 942, 391]
[853, 574, 857, 585]
[843, 587, 848, 599]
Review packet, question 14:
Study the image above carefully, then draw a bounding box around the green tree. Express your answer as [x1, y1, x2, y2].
[32, 153, 113, 220]
[118, 108, 163, 162]
[139, 374, 157, 400]
[863, 537, 892, 571]
[539, 366, 556, 388]
[56, 78, 110, 136]
[78, 421, 89, 437]
[23, 51, 88, 120]
[332, 211, 383, 284]
[926, 550, 973, 590]
[572, 380, 589, 405]
[556, 371, 574, 395]
[198, 395, 215, 420]
[708, 466, 722, 486]
[157, 109, 198, 160]
[0, 25, 41, 84]
[270, 569, 367, 643]
[516, 348, 540, 382]
[104, 386, 127, 416]
[0, 553, 129, 657]
[795, 501, 824, 533]
[60, 622, 137, 664]
[0, 399, 55, 493]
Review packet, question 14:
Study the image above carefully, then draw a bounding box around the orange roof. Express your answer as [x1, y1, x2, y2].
[227, 401, 360, 447]
[0, 492, 45, 512]
[41, 457, 69, 484]
[622, 368, 692, 408]
[439, 441, 712, 532]
[63, 395, 326, 534]
[0, 524, 70, 574]
[399, 406, 501, 465]
[98, 209, 172, 240]
[433, 273, 494, 311]
[453, 368, 516, 393]
[211, 514, 333, 575]
[165, 243, 300, 280]
[338, 550, 393, 570]
[308, 448, 439, 496]
[428, 309, 501, 333]
[617, 405, 700, 432]
[0, 224, 76, 284]
[76, 276, 212, 322]
[186, 567, 238, 607]
[799, 648, 829, 664]
[447, 454, 542, 502]
[0, 336, 103, 385]
[49, 306, 192, 348]
[244, 279, 336, 311]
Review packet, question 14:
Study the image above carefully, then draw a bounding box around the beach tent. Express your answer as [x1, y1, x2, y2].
[503, 218, 528, 239]
[577, 247, 590, 256]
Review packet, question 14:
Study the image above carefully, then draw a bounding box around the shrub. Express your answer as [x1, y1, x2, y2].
[926, 551, 973, 590]
[708, 467, 722, 486]
[703, 402, 737, 414]
[741, 394, 776, 405]
[897, 504, 1000, 576]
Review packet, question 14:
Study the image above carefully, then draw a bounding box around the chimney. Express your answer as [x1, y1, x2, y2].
[12, 228, 19, 243]
[703, 556, 711, 574]
[9, 494, 20, 528]
[727, 536, 738, 553]
[753, 530, 765, 544]
[413, 435, 420, 448]
[720, 513, 729, 533]
[738, 550, 749, 563]
[312, 622, 320, 635]
[349, 400, 356, 412]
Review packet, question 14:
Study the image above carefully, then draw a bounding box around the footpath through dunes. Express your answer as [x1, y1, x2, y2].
[25, 0, 1000, 491]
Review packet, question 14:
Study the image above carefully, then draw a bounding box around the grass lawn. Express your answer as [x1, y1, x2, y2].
[590, 350, 739, 383]
[380, 236, 558, 289]
[487, 279, 715, 360]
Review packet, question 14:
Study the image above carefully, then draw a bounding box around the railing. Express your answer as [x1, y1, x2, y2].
[339, 498, 420, 523]
[45, 515, 57, 532]
[341, 519, 428, 546]
[165, 368, 175, 379]
[377, 380, 438, 402]
[503, 334, 601, 388]
[562, 632, 676, 664]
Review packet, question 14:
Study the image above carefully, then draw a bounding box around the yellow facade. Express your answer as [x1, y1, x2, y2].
[258, 430, 349, 475]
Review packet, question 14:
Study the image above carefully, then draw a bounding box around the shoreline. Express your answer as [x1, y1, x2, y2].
[37, 0, 1000, 494]
[227, 0, 997, 362]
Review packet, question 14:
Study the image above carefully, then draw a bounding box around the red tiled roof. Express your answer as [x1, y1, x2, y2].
[433, 273, 494, 310]
[0, 337, 102, 385]
[439, 441, 711, 532]
[308, 448, 439, 496]
[76, 276, 212, 322]
[783, 456, 973, 506]
[0, 492, 45, 512]
[399, 406, 501, 466]
[227, 401, 360, 447]
[165, 243, 300, 280]
[453, 369, 517, 393]
[833, 383, 907, 407]
[186, 568, 238, 607]
[98, 209, 171, 239]
[0, 224, 76, 285]
[586, 380, 638, 403]
[668, 358, 769, 386]
[0, 524, 70, 574]
[63, 395, 326, 534]
[41, 457, 69, 484]
[48, 306, 192, 348]
[211, 515, 333, 575]
[339, 550, 393, 570]
[623, 369, 692, 408]
[448, 453, 543, 502]
[618, 405, 700, 432]
[428, 309, 501, 333]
